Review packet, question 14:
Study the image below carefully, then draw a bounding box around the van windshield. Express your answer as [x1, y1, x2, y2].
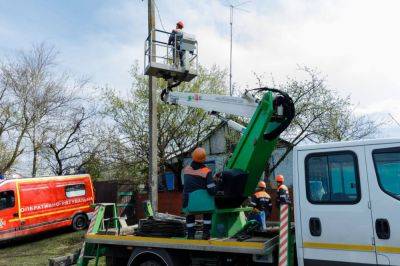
[0, 190, 15, 210]
[373, 147, 400, 200]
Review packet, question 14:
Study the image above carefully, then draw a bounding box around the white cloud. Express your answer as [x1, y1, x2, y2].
[86, 0, 400, 136]
[167, 1, 400, 114]
[2, 0, 399, 138]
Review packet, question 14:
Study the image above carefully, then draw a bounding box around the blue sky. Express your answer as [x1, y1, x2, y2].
[1, 0, 400, 137]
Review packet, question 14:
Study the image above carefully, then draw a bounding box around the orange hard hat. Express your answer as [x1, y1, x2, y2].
[177, 21, 184, 29]
[258, 181, 266, 188]
[276, 175, 284, 183]
[192, 147, 206, 163]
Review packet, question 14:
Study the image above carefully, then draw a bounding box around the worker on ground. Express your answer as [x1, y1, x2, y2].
[183, 147, 216, 240]
[276, 175, 290, 206]
[168, 20, 185, 68]
[249, 181, 272, 230]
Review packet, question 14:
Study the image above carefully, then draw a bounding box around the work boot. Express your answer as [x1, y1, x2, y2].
[202, 217, 212, 240]
[202, 231, 210, 240]
[187, 227, 196, 239]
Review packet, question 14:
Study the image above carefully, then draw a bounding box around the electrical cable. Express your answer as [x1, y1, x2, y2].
[154, 0, 166, 31]
[247, 87, 295, 140]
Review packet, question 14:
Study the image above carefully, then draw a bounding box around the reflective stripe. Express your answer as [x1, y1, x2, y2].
[203, 220, 212, 225]
[254, 191, 271, 198]
[207, 183, 216, 188]
[186, 223, 195, 227]
[278, 184, 288, 191]
[183, 166, 210, 178]
[303, 242, 374, 252]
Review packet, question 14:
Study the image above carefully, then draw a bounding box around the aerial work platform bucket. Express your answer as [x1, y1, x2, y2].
[144, 29, 198, 82]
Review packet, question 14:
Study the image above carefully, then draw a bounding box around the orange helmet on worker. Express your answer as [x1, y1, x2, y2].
[176, 20, 184, 29]
[275, 175, 284, 183]
[192, 147, 206, 163]
[257, 181, 266, 189]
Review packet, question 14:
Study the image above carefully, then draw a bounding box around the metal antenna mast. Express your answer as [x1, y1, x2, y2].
[229, 1, 250, 96]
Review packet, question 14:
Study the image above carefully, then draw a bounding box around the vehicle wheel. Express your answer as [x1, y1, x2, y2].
[72, 213, 88, 231]
[139, 260, 163, 266]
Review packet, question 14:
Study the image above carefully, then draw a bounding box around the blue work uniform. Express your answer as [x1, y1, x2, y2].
[277, 184, 290, 206]
[249, 190, 272, 230]
[183, 161, 216, 239]
[168, 28, 184, 67]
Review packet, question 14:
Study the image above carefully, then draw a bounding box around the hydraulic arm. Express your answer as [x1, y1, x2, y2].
[162, 88, 294, 195]
[162, 88, 294, 237]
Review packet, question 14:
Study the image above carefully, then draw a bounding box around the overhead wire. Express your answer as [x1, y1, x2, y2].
[154, 0, 166, 31]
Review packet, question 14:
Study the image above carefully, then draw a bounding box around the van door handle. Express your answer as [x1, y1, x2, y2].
[13, 212, 19, 218]
[309, 217, 321, 236]
[375, 219, 390, 239]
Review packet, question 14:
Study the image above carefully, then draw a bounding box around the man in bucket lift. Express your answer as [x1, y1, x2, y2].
[168, 20, 185, 68]
[182, 147, 216, 240]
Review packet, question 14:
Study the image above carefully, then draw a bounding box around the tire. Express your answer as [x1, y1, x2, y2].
[72, 213, 88, 231]
[105, 255, 129, 266]
[139, 260, 163, 266]
[128, 248, 172, 266]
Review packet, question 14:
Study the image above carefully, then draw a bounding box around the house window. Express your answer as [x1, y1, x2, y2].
[65, 184, 86, 198]
[305, 152, 361, 204]
[0, 190, 15, 210]
[373, 147, 400, 200]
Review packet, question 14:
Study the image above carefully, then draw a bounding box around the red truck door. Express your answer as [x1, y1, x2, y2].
[0, 187, 20, 240]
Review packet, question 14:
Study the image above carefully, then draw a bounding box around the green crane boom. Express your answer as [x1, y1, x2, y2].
[164, 88, 294, 237]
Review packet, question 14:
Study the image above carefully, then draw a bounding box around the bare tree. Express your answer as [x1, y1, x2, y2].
[310, 102, 379, 142]
[255, 67, 379, 175]
[0, 45, 55, 173]
[42, 107, 100, 176]
[0, 44, 86, 176]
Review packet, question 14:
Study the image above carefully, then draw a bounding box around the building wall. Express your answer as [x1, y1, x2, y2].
[201, 126, 227, 155]
[269, 148, 294, 187]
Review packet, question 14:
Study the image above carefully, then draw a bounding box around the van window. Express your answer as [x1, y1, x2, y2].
[373, 147, 400, 200]
[0, 190, 15, 210]
[65, 184, 86, 198]
[305, 152, 360, 204]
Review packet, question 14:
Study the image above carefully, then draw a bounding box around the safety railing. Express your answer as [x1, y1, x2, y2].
[144, 29, 198, 76]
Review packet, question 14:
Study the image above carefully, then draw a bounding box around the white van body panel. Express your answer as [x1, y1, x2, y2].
[365, 142, 400, 265]
[294, 138, 400, 266]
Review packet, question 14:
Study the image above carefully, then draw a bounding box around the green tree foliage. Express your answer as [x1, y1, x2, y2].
[102, 64, 227, 185]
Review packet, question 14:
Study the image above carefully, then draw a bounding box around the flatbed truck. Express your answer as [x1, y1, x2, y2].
[76, 25, 399, 265]
[77, 138, 400, 266]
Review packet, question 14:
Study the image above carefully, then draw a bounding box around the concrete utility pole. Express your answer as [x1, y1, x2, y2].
[229, 5, 233, 96]
[148, 0, 158, 212]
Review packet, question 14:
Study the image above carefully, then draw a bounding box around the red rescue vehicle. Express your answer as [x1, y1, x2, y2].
[0, 174, 94, 241]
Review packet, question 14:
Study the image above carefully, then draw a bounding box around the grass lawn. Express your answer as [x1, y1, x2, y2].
[0, 228, 105, 266]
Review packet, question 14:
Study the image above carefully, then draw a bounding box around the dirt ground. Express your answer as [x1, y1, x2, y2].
[0, 228, 104, 266]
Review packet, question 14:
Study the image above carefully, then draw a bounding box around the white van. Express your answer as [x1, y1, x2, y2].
[294, 138, 400, 266]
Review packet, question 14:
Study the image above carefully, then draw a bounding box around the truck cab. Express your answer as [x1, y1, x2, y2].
[0, 180, 19, 240]
[294, 138, 400, 266]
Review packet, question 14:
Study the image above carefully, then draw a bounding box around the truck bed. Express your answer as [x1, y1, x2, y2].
[85, 233, 279, 255]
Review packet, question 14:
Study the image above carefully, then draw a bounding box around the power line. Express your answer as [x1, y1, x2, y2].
[154, 0, 166, 31]
[389, 113, 400, 128]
